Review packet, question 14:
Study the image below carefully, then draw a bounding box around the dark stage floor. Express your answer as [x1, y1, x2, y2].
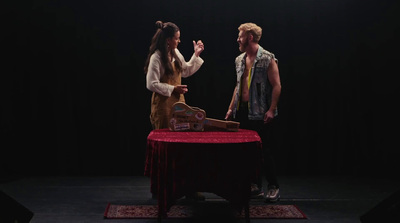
[1, 175, 399, 223]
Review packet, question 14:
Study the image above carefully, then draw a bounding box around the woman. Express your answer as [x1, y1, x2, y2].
[144, 21, 205, 200]
[145, 21, 205, 130]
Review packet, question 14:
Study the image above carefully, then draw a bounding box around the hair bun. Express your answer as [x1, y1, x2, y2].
[155, 21, 163, 29]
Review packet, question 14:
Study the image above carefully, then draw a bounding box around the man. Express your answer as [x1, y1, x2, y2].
[225, 22, 282, 203]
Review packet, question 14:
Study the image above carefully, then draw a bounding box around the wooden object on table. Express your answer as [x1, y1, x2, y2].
[169, 102, 239, 132]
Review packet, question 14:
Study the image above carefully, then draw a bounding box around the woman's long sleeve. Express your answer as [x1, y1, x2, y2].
[146, 49, 204, 97]
[177, 49, 204, 78]
[146, 53, 175, 97]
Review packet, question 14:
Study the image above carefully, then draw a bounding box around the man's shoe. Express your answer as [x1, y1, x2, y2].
[265, 185, 280, 203]
[251, 183, 264, 199]
[185, 192, 205, 201]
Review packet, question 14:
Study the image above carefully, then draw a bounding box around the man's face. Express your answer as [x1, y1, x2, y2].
[167, 30, 181, 49]
[237, 30, 249, 52]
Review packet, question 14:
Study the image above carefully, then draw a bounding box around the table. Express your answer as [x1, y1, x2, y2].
[144, 129, 262, 221]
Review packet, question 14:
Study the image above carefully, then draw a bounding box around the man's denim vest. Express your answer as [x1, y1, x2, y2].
[232, 46, 278, 120]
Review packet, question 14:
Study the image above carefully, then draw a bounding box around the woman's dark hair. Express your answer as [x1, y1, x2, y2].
[144, 21, 182, 75]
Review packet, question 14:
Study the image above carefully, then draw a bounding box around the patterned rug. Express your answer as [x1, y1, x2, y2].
[104, 203, 307, 219]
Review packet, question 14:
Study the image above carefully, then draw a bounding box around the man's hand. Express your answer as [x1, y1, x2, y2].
[225, 109, 233, 121]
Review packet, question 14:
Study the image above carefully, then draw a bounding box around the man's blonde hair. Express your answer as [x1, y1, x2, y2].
[238, 23, 262, 43]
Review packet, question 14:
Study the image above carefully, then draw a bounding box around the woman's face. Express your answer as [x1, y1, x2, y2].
[167, 31, 181, 50]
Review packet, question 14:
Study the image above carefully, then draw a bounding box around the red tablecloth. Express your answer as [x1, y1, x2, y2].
[144, 129, 262, 218]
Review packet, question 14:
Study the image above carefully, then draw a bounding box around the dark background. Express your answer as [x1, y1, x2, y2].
[2, 0, 399, 178]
